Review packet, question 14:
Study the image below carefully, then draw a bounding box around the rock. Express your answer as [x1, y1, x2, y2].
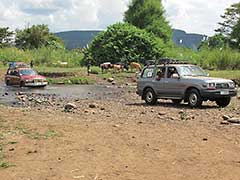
[100, 107, 105, 111]
[222, 115, 230, 120]
[64, 103, 77, 111]
[89, 103, 97, 108]
[35, 99, 43, 104]
[220, 121, 230, 125]
[112, 81, 116, 85]
[179, 110, 184, 114]
[107, 78, 114, 83]
[158, 112, 166, 116]
[202, 138, 208, 141]
[227, 118, 240, 124]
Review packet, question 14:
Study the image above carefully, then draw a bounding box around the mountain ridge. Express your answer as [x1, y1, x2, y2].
[55, 29, 207, 50]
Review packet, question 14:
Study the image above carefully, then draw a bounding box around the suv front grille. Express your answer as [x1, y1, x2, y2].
[216, 83, 229, 89]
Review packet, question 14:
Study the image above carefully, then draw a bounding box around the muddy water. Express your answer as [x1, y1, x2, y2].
[0, 84, 123, 105]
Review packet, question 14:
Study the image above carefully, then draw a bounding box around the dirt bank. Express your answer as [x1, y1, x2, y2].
[0, 88, 240, 180]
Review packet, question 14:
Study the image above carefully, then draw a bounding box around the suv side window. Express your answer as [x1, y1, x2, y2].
[142, 68, 154, 78]
[156, 67, 166, 79]
[167, 67, 178, 78]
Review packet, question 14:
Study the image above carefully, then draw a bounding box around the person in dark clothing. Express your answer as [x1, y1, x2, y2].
[30, 60, 34, 68]
[87, 62, 91, 76]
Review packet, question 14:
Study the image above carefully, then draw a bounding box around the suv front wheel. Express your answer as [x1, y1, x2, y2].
[144, 88, 157, 105]
[187, 89, 203, 108]
[216, 97, 231, 107]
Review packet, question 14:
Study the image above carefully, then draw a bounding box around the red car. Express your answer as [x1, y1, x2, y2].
[5, 67, 48, 87]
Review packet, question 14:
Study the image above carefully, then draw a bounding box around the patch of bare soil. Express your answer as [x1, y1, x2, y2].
[0, 89, 240, 180]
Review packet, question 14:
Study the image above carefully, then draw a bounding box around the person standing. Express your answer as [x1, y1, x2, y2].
[30, 60, 34, 68]
[87, 62, 91, 76]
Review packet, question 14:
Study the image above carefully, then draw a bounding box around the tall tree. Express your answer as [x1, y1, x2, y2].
[15, 24, 64, 49]
[0, 27, 14, 48]
[230, 19, 240, 49]
[215, 2, 240, 37]
[124, 0, 172, 43]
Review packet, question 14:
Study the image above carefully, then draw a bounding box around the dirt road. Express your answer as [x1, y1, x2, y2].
[0, 83, 240, 180]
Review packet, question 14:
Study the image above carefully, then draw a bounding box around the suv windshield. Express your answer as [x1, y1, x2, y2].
[19, 69, 37, 76]
[177, 66, 207, 77]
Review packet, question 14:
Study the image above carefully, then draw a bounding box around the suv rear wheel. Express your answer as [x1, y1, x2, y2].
[187, 89, 202, 108]
[6, 80, 10, 86]
[144, 88, 157, 105]
[20, 81, 25, 87]
[216, 97, 231, 107]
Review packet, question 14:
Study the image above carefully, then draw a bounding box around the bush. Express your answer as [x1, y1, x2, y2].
[85, 23, 165, 65]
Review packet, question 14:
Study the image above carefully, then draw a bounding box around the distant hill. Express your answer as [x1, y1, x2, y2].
[172, 29, 208, 50]
[55, 29, 207, 50]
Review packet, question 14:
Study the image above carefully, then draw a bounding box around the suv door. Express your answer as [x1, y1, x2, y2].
[153, 66, 167, 97]
[163, 66, 185, 98]
[138, 67, 155, 94]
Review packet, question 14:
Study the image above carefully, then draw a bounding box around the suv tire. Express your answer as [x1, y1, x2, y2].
[216, 97, 231, 107]
[187, 89, 202, 108]
[6, 80, 10, 86]
[144, 88, 157, 105]
[20, 81, 25, 87]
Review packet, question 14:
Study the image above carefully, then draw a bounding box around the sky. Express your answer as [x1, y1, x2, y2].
[0, 0, 239, 36]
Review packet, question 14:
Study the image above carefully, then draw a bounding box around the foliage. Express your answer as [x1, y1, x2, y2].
[86, 23, 165, 65]
[15, 24, 64, 50]
[0, 27, 14, 48]
[124, 0, 172, 42]
[0, 47, 84, 67]
[199, 34, 227, 50]
[230, 19, 240, 49]
[215, 2, 240, 36]
[215, 2, 240, 49]
[47, 76, 94, 85]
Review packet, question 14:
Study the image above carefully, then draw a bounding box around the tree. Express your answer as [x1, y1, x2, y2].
[15, 24, 64, 49]
[85, 23, 165, 65]
[230, 19, 240, 49]
[215, 2, 240, 36]
[0, 27, 14, 48]
[199, 34, 227, 50]
[124, 0, 172, 42]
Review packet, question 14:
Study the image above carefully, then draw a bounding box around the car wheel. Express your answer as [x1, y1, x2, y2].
[216, 97, 231, 107]
[6, 80, 10, 86]
[20, 81, 25, 87]
[144, 88, 157, 105]
[172, 99, 182, 105]
[187, 89, 202, 108]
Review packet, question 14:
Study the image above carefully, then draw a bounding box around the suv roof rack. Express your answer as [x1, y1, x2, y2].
[146, 58, 189, 66]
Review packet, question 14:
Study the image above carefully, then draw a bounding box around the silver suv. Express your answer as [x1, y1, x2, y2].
[136, 60, 238, 107]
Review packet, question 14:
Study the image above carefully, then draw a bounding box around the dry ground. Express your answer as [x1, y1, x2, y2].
[0, 90, 240, 180]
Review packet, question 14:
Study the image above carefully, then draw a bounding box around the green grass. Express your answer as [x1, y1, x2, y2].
[47, 76, 95, 85]
[36, 66, 84, 73]
[208, 70, 240, 80]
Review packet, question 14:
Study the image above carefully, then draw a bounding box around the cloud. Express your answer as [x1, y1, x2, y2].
[0, 0, 239, 35]
[162, 0, 240, 35]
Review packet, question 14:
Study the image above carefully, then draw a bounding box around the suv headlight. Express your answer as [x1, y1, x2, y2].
[229, 82, 235, 88]
[203, 83, 216, 90]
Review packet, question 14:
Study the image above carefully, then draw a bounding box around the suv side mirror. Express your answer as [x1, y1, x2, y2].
[172, 73, 180, 79]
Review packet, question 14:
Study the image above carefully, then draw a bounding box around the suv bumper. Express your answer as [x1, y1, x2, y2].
[200, 88, 238, 99]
